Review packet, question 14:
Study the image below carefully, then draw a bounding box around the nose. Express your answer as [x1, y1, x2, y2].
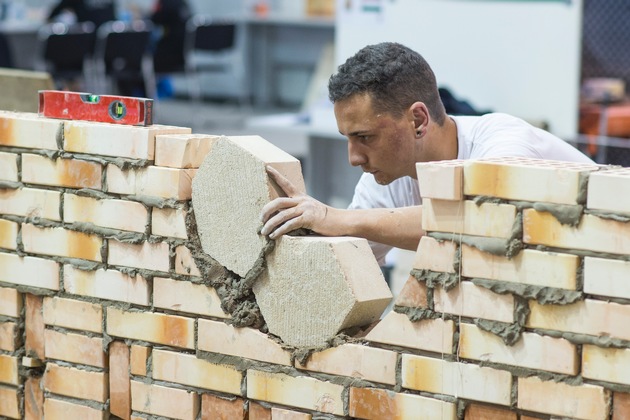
[348, 141, 366, 167]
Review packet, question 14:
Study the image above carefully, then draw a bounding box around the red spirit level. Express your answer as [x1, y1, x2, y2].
[38, 90, 153, 126]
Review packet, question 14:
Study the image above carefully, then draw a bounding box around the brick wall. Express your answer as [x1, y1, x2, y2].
[1, 110, 630, 419]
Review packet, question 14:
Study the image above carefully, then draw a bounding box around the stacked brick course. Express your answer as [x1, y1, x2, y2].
[1, 109, 630, 419]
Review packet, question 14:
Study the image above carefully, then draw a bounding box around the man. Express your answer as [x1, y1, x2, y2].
[48, 0, 116, 28]
[260, 42, 593, 265]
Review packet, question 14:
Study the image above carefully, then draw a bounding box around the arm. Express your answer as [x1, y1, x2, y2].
[260, 166, 424, 251]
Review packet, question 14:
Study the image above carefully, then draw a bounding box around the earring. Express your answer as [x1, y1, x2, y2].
[416, 129, 423, 138]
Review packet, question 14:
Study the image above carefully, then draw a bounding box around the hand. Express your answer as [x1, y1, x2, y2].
[260, 166, 329, 239]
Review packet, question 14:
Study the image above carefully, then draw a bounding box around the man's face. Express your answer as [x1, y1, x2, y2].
[334, 93, 418, 185]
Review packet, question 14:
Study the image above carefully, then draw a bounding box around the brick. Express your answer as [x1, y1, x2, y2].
[24, 377, 44, 420]
[517, 376, 610, 419]
[152, 349, 242, 394]
[64, 265, 150, 306]
[130, 345, 150, 376]
[22, 153, 101, 188]
[402, 354, 512, 406]
[0, 111, 62, 150]
[416, 159, 464, 200]
[0, 287, 21, 317]
[296, 343, 397, 385]
[463, 157, 598, 204]
[395, 275, 429, 307]
[106, 164, 196, 200]
[527, 299, 630, 341]
[25, 294, 44, 359]
[613, 392, 630, 420]
[43, 296, 103, 333]
[0, 322, 17, 351]
[459, 323, 578, 375]
[152, 207, 187, 238]
[583, 345, 630, 386]
[0, 151, 18, 182]
[175, 245, 201, 276]
[584, 256, 630, 299]
[0, 187, 61, 220]
[154, 278, 228, 318]
[587, 167, 630, 213]
[44, 363, 108, 402]
[422, 199, 517, 238]
[271, 407, 312, 419]
[109, 341, 131, 420]
[365, 311, 454, 354]
[0, 252, 60, 290]
[44, 329, 105, 367]
[155, 133, 219, 168]
[523, 210, 630, 256]
[108, 239, 169, 272]
[0, 355, 18, 385]
[22, 223, 102, 261]
[22, 357, 43, 367]
[106, 307, 194, 349]
[64, 121, 190, 159]
[64, 193, 147, 232]
[412, 235, 458, 272]
[249, 401, 271, 420]
[0, 219, 17, 250]
[464, 404, 517, 420]
[434, 280, 515, 323]
[0, 385, 20, 419]
[349, 387, 457, 420]
[201, 394, 245, 420]
[462, 245, 579, 290]
[43, 398, 106, 420]
[131, 380, 200, 420]
[247, 369, 344, 416]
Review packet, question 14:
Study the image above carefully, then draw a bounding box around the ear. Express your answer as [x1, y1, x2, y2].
[410, 102, 430, 130]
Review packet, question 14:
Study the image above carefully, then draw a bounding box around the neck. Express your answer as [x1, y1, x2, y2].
[431, 116, 459, 161]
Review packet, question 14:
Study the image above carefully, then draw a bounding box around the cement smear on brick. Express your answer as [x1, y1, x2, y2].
[532, 203, 583, 227]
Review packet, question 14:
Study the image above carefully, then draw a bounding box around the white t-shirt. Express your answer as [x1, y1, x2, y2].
[348, 113, 594, 265]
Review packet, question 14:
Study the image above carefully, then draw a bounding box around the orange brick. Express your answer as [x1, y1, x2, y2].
[0, 355, 18, 385]
[108, 239, 169, 272]
[131, 380, 200, 420]
[0, 151, 18, 182]
[0, 321, 17, 351]
[297, 343, 397, 385]
[64, 120, 190, 159]
[527, 299, 630, 342]
[109, 341, 130, 420]
[247, 370, 344, 416]
[271, 407, 312, 419]
[24, 377, 44, 420]
[106, 306, 194, 349]
[416, 159, 464, 200]
[0, 111, 62, 150]
[365, 311, 454, 354]
[198, 319, 290, 365]
[0, 187, 61, 220]
[402, 354, 512, 406]
[25, 294, 44, 360]
[154, 133, 218, 168]
[0, 252, 60, 290]
[517, 376, 610, 419]
[43, 397, 106, 420]
[43, 363, 108, 402]
[583, 345, 630, 386]
[106, 164, 196, 200]
[434, 280, 515, 323]
[0, 287, 21, 317]
[464, 403, 517, 420]
[22, 153, 101, 189]
[395, 275, 429, 307]
[64, 193, 148, 232]
[44, 329, 105, 367]
[152, 349, 242, 394]
[152, 207, 188, 238]
[43, 296, 103, 333]
[63, 265, 150, 306]
[154, 277, 228, 318]
[249, 401, 271, 420]
[349, 387, 457, 420]
[130, 345, 150, 376]
[201, 394, 245, 420]
[22, 223, 102, 261]
[175, 245, 201, 276]
[0, 385, 20, 419]
[0, 219, 17, 250]
[613, 392, 630, 420]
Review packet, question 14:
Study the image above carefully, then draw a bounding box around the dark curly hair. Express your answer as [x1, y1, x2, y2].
[328, 42, 446, 125]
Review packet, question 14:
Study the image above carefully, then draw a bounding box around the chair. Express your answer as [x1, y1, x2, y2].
[36, 22, 97, 90]
[93, 20, 156, 99]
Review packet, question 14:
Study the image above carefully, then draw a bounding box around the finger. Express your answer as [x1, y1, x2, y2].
[266, 165, 300, 197]
[260, 206, 302, 237]
[267, 213, 306, 239]
[260, 197, 299, 223]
